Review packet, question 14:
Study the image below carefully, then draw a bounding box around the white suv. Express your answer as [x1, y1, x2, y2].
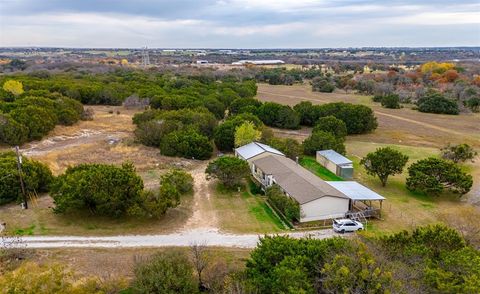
[333, 219, 364, 233]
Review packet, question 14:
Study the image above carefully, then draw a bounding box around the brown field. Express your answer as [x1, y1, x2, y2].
[257, 83, 480, 149]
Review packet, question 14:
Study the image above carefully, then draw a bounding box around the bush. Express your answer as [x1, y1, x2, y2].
[160, 129, 213, 160]
[441, 143, 477, 163]
[466, 97, 480, 112]
[417, 92, 459, 114]
[10, 106, 57, 140]
[311, 102, 377, 134]
[380, 94, 401, 109]
[50, 162, 145, 217]
[293, 101, 317, 125]
[268, 137, 302, 160]
[0, 114, 28, 145]
[256, 102, 300, 129]
[266, 185, 300, 222]
[312, 77, 335, 92]
[160, 169, 194, 194]
[234, 121, 261, 147]
[229, 98, 262, 115]
[206, 156, 250, 189]
[213, 113, 263, 152]
[0, 152, 53, 205]
[134, 120, 181, 147]
[406, 157, 472, 196]
[303, 130, 346, 155]
[132, 251, 198, 294]
[312, 116, 347, 139]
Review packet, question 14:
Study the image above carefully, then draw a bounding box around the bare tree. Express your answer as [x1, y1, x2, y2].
[190, 242, 209, 291]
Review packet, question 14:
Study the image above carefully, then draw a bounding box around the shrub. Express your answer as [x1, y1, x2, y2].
[380, 94, 401, 109]
[312, 116, 347, 139]
[229, 98, 262, 115]
[256, 102, 300, 129]
[160, 129, 213, 160]
[266, 185, 300, 222]
[312, 77, 335, 92]
[0, 152, 53, 205]
[132, 251, 198, 294]
[417, 92, 459, 114]
[441, 143, 477, 163]
[160, 169, 194, 194]
[293, 101, 317, 125]
[10, 106, 57, 140]
[206, 156, 250, 189]
[0, 114, 28, 145]
[50, 162, 145, 217]
[268, 137, 302, 160]
[406, 157, 472, 196]
[466, 97, 480, 112]
[313, 103, 377, 134]
[303, 130, 345, 155]
[134, 120, 181, 147]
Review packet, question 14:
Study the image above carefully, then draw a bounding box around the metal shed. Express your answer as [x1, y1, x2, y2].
[316, 150, 353, 179]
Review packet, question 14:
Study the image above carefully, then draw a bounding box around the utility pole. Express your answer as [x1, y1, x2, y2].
[15, 146, 28, 209]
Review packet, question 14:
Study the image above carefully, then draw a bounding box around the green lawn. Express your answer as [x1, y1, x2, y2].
[299, 156, 344, 181]
[212, 185, 286, 233]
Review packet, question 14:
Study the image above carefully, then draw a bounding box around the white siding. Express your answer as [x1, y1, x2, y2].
[300, 196, 349, 222]
[316, 154, 338, 175]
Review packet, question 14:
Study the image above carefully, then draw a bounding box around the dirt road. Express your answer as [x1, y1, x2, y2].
[1, 228, 337, 249]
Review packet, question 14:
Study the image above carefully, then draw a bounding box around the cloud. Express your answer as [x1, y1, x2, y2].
[0, 0, 479, 47]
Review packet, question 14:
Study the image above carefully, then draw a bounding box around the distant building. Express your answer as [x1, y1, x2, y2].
[316, 150, 353, 179]
[196, 60, 209, 64]
[234, 142, 284, 162]
[232, 59, 285, 66]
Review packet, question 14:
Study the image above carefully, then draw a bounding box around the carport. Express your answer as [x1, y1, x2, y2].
[326, 181, 385, 219]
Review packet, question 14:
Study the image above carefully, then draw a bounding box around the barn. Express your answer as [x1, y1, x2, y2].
[316, 150, 353, 179]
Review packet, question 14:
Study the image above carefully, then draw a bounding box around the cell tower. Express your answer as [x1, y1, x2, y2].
[141, 46, 150, 67]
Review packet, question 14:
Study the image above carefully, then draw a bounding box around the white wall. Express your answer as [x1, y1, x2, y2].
[300, 196, 349, 222]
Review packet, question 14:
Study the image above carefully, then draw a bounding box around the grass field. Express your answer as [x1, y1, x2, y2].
[212, 185, 285, 233]
[299, 156, 344, 181]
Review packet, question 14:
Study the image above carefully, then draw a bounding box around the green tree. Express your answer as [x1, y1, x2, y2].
[312, 115, 347, 139]
[303, 130, 345, 156]
[312, 76, 335, 92]
[268, 137, 302, 160]
[360, 147, 409, 187]
[256, 102, 300, 129]
[466, 97, 480, 112]
[266, 185, 300, 222]
[50, 162, 145, 217]
[134, 120, 181, 147]
[205, 156, 250, 189]
[417, 92, 459, 115]
[10, 106, 57, 140]
[0, 151, 53, 205]
[441, 143, 477, 163]
[160, 129, 213, 160]
[132, 251, 198, 294]
[380, 94, 401, 109]
[160, 169, 194, 194]
[406, 158, 472, 196]
[0, 114, 28, 146]
[234, 121, 261, 147]
[293, 101, 317, 126]
[214, 113, 263, 151]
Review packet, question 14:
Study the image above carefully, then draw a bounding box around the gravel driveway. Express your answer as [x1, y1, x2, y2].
[1, 228, 337, 249]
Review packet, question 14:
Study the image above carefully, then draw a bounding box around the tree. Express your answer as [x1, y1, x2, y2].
[50, 162, 145, 217]
[0, 114, 28, 146]
[312, 77, 335, 92]
[2, 80, 24, 96]
[133, 251, 198, 294]
[380, 94, 401, 109]
[256, 102, 300, 129]
[10, 106, 57, 140]
[0, 151, 53, 205]
[160, 129, 213, 160]
[293, 101, 317, 126]
[417, 92, 459, 115]
[360, 147, 409, 187]
[234, 121, 261, 147]
[302, 130, 345, 156]
[312, 116, 347, 139]
[268, 137, 302, 160]
[205, 156, 250, 189]
[441, 143, 477, 163]
[314, 103, 377, 134]
[160, 169, 194, 194]
[214, 113, 263, 152]
[406, 158, 473, 196]
[134, 120, 181, 147]
[466, 97, 480, 112]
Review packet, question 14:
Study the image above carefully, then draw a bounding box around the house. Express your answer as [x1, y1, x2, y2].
[250, 154, 351, 222]
[316, 150, 353, 179]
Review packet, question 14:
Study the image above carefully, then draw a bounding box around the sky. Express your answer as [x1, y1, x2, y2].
[0, 0, 479, 48]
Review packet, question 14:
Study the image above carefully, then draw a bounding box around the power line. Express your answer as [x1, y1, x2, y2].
[141, 46, 150, 67]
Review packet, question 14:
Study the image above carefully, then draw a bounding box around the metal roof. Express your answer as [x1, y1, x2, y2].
[326, 181, 385, 201]
[235, 142, 284, 160]
[317, 150, 352, 165]
[252, 154, 348, 204]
